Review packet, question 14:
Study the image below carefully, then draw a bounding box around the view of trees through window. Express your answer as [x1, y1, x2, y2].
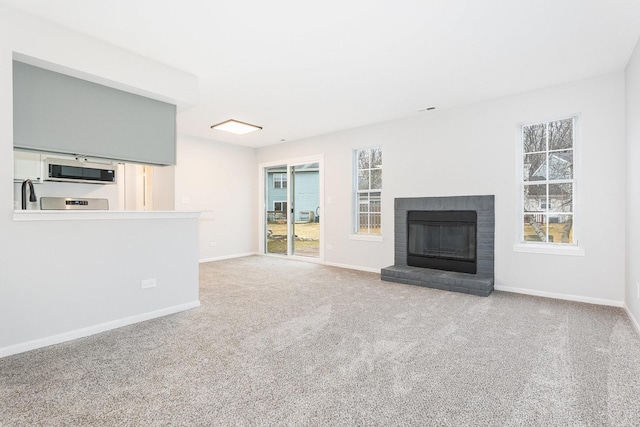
[522, 117, 575, 244]
[355, 147, 382, 234]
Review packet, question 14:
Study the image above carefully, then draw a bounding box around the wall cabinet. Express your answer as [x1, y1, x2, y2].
[14, 150, 42, 183]
[13, 61, 177, 166]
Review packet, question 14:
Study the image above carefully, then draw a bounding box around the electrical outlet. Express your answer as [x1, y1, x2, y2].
[141, 278, 156, 289]
[210, 242, 217, 247]
[326, 244, 333, 250]
[181, 196, 190, 204]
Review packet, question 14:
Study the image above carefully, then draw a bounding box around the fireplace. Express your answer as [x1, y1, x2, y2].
[407, 210, 477, 274]
[381, 195, 494, 296]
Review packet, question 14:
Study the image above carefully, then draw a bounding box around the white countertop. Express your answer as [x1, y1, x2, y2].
[13, 210, 201, 221]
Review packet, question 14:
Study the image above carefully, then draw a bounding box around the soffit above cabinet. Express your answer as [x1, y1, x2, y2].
[13, 61, 177, 166]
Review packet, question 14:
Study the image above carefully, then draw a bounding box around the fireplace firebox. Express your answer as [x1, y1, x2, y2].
[407, 210, 477, 274]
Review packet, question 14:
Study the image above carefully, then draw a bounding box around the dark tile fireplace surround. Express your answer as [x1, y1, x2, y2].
[381, 195, 495, 296]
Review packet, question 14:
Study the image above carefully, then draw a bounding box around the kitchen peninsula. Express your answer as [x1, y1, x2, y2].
[1, 6, 200, 358]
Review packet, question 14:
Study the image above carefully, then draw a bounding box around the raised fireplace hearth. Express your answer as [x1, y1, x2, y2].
[382, 195, 494, 296]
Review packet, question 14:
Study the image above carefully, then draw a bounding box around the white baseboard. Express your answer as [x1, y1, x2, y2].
[323, 261, 381, 274]
[199, 252, 258, 263]
[624, 304, 640, 336]
[0, 300, 201, 359]
[494, 285, 624, 307]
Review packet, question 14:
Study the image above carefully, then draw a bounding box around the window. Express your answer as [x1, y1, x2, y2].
[521, 117, 575, 245]
[273, 173, 287, 189]
[274, 201, 287, 212]
[354, 147, 382, 234]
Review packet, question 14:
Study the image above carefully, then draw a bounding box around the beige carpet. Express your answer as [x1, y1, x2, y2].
[2, 256, 640, 426]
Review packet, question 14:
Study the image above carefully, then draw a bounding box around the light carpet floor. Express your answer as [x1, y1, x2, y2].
[2, 256, 640, 426]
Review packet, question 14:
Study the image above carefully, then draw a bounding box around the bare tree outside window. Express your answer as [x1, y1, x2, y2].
[522, 117, 575, 244]
[355, 147, 382, 234]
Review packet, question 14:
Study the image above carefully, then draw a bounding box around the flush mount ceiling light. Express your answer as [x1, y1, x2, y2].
[210, 119, 262, 135]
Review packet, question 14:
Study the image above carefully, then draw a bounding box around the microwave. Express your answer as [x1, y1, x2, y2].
[44, 158, 116, 184]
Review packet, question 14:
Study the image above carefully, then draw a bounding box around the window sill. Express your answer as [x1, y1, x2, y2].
[349, 234, 384, 242]
[513, 243, 585, 256]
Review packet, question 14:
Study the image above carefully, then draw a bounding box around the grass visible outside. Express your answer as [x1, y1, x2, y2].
[267, 222, 320, 254]
[359, 226, 381, 235]
[267, 239, 320, 254]
[268, 223, 382, 239]
[523, 223, 573, 244]
[268, 222, 320, 239]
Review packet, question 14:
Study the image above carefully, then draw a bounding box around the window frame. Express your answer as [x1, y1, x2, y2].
[273, 173, 287, 189]
[514, 114, 584, 256]
[352, 147, 382, 238]
[273, 201, 287, 212]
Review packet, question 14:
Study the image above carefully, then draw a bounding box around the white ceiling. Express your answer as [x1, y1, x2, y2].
[2, 0, 640, 148]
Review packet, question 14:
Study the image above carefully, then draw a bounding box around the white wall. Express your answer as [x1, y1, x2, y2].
[175, 134, 258, 261]
[152, 165, 176, 210]
[121, 163, 176, 211]
[0, 5, 200, 356]
[626, 37, 640, 329]
[1, 4, 633, 357]
[0, 215, 200, 356]
[256, 73, 627, 305]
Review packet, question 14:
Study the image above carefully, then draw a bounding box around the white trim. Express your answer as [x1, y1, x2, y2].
[259, 155, 326, 169]
[273, 200, 287, 211]
[495, 285, 622, 307]
[324, 261, 381, 274]
[353, 147, 383, 235]
[273, 173, 287, 189]
[513, 243, 585, 256]
[0, 300, 201, 359]
[515, 114, 581, 248]
[199, 252, 258, 263]
[285, 254, 325, 265]
[258, 155, 325, 262]
[624, 304, 640, 337]
[349, 233, 384, 242]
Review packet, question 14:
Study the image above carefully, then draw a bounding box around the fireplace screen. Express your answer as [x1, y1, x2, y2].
[407, 210, 477, 274]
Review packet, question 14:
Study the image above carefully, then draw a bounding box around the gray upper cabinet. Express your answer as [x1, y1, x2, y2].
[13, 61, 176, 166]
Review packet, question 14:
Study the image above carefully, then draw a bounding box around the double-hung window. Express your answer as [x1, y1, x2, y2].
[521, 117, 576, 245]
[354, 147, 382, 234]
[273, 173, 287, 189]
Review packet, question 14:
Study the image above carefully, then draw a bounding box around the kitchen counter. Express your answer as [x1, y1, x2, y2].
[13, 210, 201, 222]
[5, 208, 201, 359]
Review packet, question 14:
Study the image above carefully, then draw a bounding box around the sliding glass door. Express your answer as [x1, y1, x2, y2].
[291, 162, 320, 257]
[264, 161, 321, 258]
[265, 165, 288, 255]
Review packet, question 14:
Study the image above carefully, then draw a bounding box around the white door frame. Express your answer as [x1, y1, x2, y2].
[258, 154, 324, 262]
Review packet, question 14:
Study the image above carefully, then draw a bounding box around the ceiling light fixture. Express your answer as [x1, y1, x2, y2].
[210, 119, 262, 135]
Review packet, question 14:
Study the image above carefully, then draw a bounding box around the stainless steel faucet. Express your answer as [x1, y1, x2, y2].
[21, 179, 37, 210]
